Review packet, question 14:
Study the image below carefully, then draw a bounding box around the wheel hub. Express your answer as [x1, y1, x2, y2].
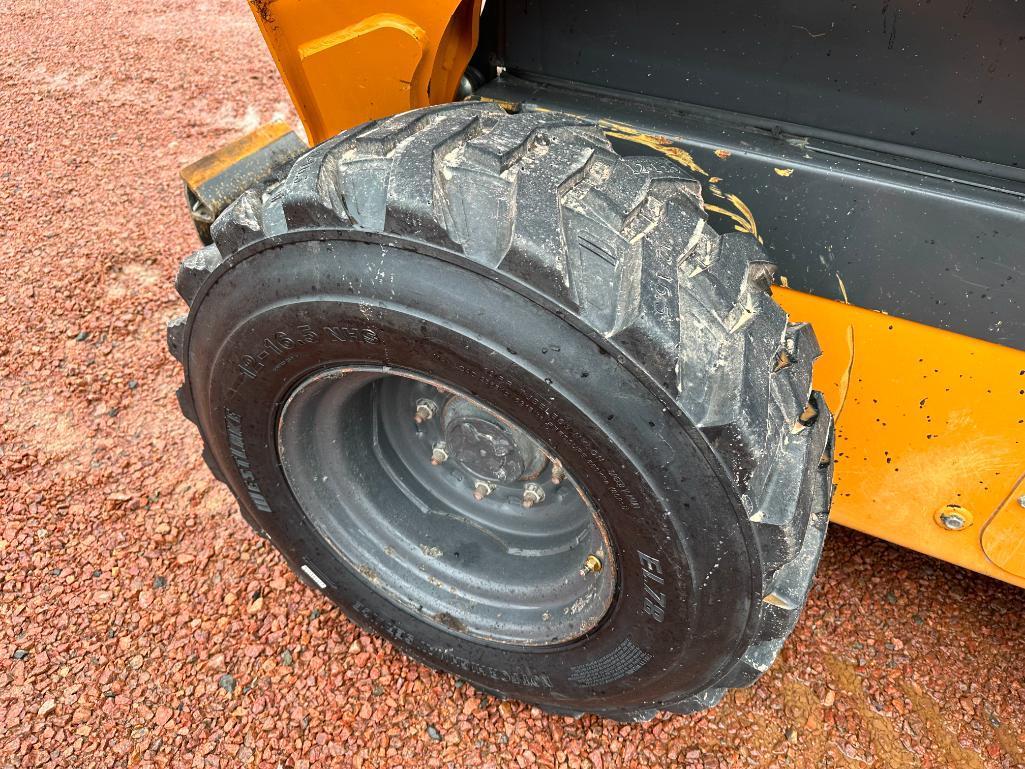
[441, 397, 546, 483]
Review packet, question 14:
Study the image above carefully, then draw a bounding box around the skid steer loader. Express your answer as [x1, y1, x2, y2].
[166, 0, 1025, 721]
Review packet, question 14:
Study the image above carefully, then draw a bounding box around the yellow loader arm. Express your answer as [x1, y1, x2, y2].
[248, 0, 480, 145]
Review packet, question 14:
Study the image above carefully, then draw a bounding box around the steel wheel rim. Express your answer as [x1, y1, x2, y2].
[276, 366, 616, 647]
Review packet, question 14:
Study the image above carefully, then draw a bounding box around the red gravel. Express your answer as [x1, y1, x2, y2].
[2, 2, 1024, 767]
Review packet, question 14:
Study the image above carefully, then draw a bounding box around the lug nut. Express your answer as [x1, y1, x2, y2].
[551, 462, 565, 486]
[431, 442, 449, 465]
[522, 483, 545, 508]
[580, 555, 603, 576]
[473, 480, 496, 500]
[414, 398, 438, 424]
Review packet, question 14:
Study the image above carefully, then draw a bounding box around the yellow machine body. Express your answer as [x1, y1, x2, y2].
[776, 289, 1025, 589]
[244, 1, 1025, 588]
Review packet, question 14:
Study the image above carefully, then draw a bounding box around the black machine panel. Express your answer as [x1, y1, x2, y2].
[490, 0, 1025, 173]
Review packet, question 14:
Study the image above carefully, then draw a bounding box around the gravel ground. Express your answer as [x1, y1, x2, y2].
[2, 2, 1024, 767]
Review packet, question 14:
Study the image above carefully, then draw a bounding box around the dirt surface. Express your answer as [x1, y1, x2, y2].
[1, 2, 1024, 767]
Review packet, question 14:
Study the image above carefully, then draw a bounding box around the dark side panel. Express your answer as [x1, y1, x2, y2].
[491, 0, 1025, 174]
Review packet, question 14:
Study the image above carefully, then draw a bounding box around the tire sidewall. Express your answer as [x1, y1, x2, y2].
[185, 234, 760, 711]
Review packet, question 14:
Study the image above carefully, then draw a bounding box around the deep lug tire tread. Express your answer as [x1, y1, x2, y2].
[168, 103, 834, 720]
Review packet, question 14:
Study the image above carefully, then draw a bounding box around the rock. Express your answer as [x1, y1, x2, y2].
[75, 331, 89, 342]
[38, 699, 57, 717]
[426, 725, 442, 741]
[219, 674, 236, 694]
[153, 576, 167, 589]
[280, 650, 293, 667]
[154, 705, 174, 727]
[12, 649, 28, 660]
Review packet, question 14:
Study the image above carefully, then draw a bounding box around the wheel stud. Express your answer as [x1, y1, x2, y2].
[414, 398, 438, 423]
[431, 441, 449, 465]
[473, 480, 496, 500]
[551, 462, 565, 485]
[580, 555, 603, 576]
[522, 483, 545, 508]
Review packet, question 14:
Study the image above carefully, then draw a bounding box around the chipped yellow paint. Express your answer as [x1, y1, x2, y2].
[714, 148, 731, 159]
[774, 167, 795, 177]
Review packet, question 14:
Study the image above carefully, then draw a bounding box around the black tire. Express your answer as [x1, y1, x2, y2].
[167, 102, 834, 721]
